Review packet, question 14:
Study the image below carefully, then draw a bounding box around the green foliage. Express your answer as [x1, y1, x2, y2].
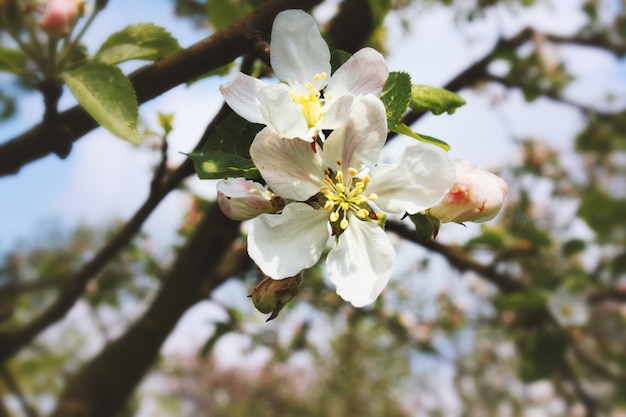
[517, 330, 567, 382]
[392, 123, 451, 150]
[188, 113, 263, 179]
[330, 49, 352, 74]
[380, 71, 411, 130]
[61, 62, 142, 144]
[206, 0, 251, 30]
[494, 290, 545, 313]
[0, 46, 25, 74]
[576, 112, 626, 154]
[0, 91, 16, 121]
[409, 212, 437, 241]
[95, 24, 182, 66]
[578, 189, 626, 242]
[409, 84, 466, 115]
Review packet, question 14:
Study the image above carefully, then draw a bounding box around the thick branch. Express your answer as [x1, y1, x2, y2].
[49, 203, 240, 417]
[0, 0, 322, 177]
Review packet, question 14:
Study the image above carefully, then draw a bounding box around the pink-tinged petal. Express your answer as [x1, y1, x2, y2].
[257, 84, 310, 140]
[219, 73, 268, 124]
[326, 218, 394, 307]
[250, 127, 324, 201]
[40, 0, 79, 37]
[326, 48, 389, 97]
[322, 95, 387, 173]
[270, 10, 331, 89]
[317, 94, 354, 131]
[368, 142, 455, 214]
[248, 203, 330, 279]
[216, 178, 279, 221]
[428, 160, 508, 223]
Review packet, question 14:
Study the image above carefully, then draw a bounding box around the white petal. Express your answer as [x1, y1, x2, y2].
[219, 72, 268, 124]
[248, 203, 330, 279]
[327, 218, 395, 307]
[327, 48, 389, 96]
[257, 84, 309, 140]
[250, 127, 324, 201]
[368, 142, 455, 214]
[270, 10, 331, 89]
[317, 93, 354, 131]
[321, 95, 387, 173]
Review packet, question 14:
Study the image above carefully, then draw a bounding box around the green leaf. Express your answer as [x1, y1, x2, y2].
[392, 123, 451, 151]
[188, 150, 258, 179]
[409, 85, 466, 115]
[409, 213, 437, 241]
[61, 62, 141, 145]
[330, 50, 352, 75]
[95, 24, 181, 66]
[518, 330, 566, 382]
[187, 113, 263, 180]
[206, 0, 250, 31]
[494, 290, 545, 313]
[380, 71, 411, 130]
[0, 47, 26, 74]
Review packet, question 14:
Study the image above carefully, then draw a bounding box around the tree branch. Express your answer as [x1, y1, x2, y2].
[48, 203, 240, 417]
[0, 103, 232, 362]
[385, 220, 525, 294]
[0, 0, 323, 177]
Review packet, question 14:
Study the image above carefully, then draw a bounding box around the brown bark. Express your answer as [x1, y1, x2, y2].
[49, 204, 240, 417]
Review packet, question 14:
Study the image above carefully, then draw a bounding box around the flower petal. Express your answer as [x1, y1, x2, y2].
[270, 10, 331, 89]
[326, 218, 395, 307]
[250, 127, 324, 201]
[219, 72, 268, 124]
[248, 203, 330, 279]
[317, 93, 354, 131]
[368, 142, 455, 214]
[321, 95, 387, 173]
[257, 84, 309, 140]
[327, 48, 389, 97]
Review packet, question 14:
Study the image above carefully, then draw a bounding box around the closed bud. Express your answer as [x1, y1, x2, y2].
[39, 0, 81, 37]
[217, 178, 283, 221]
[249, 274, 302, 322]
[428, 159, 507, 224]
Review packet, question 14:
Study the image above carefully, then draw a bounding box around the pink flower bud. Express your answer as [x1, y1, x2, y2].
[428, 159, 507, 223]
[216, 178, 283, 221]
[40, 0, 79, 37]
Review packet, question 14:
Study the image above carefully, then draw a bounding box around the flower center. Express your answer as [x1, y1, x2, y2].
[289, 73, 330, 130]
[319, 166, 378, 231]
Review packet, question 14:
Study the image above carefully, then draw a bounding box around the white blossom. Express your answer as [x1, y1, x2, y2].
[220, 9, 388, 141]
[246, 96, 455, 307]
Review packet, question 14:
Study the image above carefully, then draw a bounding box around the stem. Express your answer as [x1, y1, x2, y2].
[56, 5, 100, 70]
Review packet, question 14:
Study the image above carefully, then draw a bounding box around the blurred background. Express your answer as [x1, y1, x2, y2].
[1, 0, 626, 416]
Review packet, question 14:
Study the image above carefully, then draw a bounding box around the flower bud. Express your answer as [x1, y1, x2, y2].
[428, 159, 507, 223]
[249, 274, 302, 321]
[39, 0, 81, 37]
[217, 178, 283, 221]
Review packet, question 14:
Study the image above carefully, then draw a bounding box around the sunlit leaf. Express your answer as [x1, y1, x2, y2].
[409, 84, 466, 115]
[392, 123, 451, 151]
[95, 24, 181, 66]
[380, 71, 411, 130]
[61, 62, 142, 144]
